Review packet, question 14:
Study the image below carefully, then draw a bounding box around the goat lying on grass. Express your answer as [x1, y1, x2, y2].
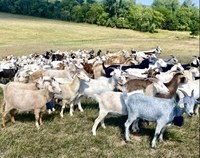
[123, 89, 198, 148]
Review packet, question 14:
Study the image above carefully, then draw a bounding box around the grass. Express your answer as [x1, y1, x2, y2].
[0, 12, 199, 158]
[0, 12, 199, 63]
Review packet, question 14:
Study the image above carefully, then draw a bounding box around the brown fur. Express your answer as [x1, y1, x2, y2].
[155, 73, 186, 98]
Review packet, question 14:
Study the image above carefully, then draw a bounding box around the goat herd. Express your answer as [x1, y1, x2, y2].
[0, 47, 199, 148]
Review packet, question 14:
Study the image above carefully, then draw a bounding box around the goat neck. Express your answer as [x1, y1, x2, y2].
[156, 73, 184, 98]
[43, 89, 53, 103]
[70, 74, 81, 93]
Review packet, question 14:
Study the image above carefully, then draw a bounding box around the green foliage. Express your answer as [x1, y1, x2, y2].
[128, 5, 164, 32]
[86, 3, 104, 24]
[0, 0, 199, 34]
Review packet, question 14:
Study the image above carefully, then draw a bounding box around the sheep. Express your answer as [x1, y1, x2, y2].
[1, 78, 62, 128]
[91, 79, 170, 136]
[123, 89, 198, 148]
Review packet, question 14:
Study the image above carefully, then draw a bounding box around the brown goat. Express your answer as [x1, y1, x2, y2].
[155, 72, 186, 98]
[30, 70, 44, 82]
[82, 63, 94, 78]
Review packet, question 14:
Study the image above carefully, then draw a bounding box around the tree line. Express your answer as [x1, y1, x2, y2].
[0, 0, 199, 35]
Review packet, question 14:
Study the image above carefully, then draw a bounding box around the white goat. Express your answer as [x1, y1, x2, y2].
[91, 81, 169, 136]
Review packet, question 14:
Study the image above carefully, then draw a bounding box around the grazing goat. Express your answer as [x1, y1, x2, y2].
[123, 90, 198, 148]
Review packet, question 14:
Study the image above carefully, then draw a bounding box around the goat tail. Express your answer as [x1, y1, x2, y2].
[0, 84, 6, 114]
[0, 83, 6, 90]
[0, 100, 5, 114]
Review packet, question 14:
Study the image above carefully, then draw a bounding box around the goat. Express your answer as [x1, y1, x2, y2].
[55, 71, 90, 117]
[123, 89, 198, 148]
[91, 79, 170, 136]
[102, 59, 150, 78]
[155, 72, 186, 99]
[156, 63, 184, 83]
[116, 78, 169, 96]
[163, 55, 178, 64]
[1, 79, 62, 128]
[177, 79, 200, 115]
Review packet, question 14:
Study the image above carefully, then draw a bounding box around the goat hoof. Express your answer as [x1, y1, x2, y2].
[92, 131, 96, 136]
[125, 139, 131, 143]
[151, 145, 156, 149]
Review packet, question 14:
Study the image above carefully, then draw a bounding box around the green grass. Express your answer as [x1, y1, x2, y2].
[0, 12, 199, 158]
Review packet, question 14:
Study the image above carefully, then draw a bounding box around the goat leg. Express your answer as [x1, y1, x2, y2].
[34, 109, 40, 129]
[10, 109, 16, 124]
[151, 122, 163, 148]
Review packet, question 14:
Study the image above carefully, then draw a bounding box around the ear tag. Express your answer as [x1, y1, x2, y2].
[179, 103, 184, 109]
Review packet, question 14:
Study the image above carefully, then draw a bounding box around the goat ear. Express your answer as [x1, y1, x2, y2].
[191, 89, 194, 97]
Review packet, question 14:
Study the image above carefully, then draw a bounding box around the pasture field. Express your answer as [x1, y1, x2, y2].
[0, 12, 199, 158]
[0, 12, 199, 62]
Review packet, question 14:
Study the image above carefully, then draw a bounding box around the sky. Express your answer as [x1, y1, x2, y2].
[136, 0, 199, 8]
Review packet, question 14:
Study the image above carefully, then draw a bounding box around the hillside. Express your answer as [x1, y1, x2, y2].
[0, 12, 199, 63]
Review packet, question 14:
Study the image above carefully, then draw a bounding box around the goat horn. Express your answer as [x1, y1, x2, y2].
[192, 56, 197, 58]
[179, 89, 188, 97]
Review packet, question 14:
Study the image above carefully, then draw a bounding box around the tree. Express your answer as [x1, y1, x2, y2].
[189, 7, 199, 37]
[176, 7, 191, 31]
[182, 0, 194, 8]
[86, 3, 104, 24]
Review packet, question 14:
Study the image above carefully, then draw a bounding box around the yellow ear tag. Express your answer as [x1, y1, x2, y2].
[180, 103, 184, 109]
